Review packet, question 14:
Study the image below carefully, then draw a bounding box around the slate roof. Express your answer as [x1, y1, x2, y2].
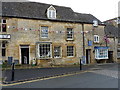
[1, 2, 102, 24]
[75, 12, 102, 24]
[104, 25, 118, 38]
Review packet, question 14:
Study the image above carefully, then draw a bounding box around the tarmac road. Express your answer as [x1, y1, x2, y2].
[2, 63, 119, 88]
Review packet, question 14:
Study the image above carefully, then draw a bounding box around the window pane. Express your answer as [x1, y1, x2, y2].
[2, 49, 6, 57]
[67, 46, 74, 56]
[95, 49, 108, 59]
[41, 26, 48, 38]
[3, 19, 6, 23]
[2, 24, 6, 32]
[54, 46, 61, 58]
[39, 44, 51, 58]
[67, 28, 73, 39]
[94, 35, 99, 42]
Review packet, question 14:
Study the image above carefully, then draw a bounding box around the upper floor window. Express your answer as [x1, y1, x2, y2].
[41, 26, 49, 38]
[93, 20, 98, 27]
[94, 35, 99, 43]
[66, 28, 74, 40]
[1, 19, 7, 32]
[47, 6, 56, 19]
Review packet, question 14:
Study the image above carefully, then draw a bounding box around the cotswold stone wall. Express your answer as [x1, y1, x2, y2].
[0, 17, 84, 66]
[84, 24, 106, 63]
[0, 17, 107, 66]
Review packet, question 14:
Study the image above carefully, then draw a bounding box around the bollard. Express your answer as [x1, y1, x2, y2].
[80, 59, 82, 70]
[11, 62, 15, 81]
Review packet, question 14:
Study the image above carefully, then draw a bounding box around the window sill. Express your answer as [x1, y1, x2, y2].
[94, 42, 99, 44]
[66, 39, 74, 41]
[41, 37, 49, 39]
[54, 57, 62, 59]
[67, 56, 74, 58]
[95, 57, 108, 60]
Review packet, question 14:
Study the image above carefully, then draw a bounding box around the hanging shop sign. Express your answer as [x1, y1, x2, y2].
[0, 34, 11, 39]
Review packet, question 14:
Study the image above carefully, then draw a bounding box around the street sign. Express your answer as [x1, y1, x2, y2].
[81, 56, 86, 65]
[8, 57, 13, 65]
[0, 34, 11, 39]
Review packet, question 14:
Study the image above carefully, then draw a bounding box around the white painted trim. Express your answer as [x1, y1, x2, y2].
[47, 5, 56, 19]
[37, 43, 52, 59]
[95, 49, 108, 60]
[19, 45, 30, 64]
[29, 45, 30, 64]
[19, 46, 21, 64]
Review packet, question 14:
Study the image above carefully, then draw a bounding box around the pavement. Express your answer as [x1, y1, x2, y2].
[2, 63, 118, 84]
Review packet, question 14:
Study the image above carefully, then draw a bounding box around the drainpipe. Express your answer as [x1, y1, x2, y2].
[82, 24, 85, 56]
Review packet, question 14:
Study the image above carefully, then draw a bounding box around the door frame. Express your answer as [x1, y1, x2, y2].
[19, 45, 30, 64]
[86, 49, 91, 64]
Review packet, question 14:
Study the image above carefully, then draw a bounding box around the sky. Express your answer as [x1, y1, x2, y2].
[28, 0, 120, 22]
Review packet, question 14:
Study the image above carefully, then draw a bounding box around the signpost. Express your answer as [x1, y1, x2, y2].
[8, 57, 13, 65]
[80, 58, 82, 70]
[11, 62, 15, 81]
[8, 57, 15, 81]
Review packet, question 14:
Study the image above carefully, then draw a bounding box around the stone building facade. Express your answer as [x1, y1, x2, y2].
[104, 18, 119, 63]
[0, 2, 107, 66]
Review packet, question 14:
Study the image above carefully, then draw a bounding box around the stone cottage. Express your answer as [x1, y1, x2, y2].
[104, 17, 120, 63]
[0, 2, 107, 66]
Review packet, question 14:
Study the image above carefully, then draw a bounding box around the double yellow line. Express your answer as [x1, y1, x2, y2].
[1, 70, 93, 87]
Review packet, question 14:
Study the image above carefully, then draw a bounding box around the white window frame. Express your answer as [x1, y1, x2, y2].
[93, 20, 98, 27]
[95, 49, 108, 59]
[38, 43, 52, 59]
[47, 6, 56, 19]
[54, 46, 62, 58]
[66, 28, 74, 40]
[67, 46, 74, 57]
[94, 35, 99, 43]
[41, 26, 49, 38]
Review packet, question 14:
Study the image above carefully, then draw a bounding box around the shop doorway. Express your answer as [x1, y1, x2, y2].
[20, 45, 29, 64]
[86, 49, 91, 64]
[108, 51, 114, 63]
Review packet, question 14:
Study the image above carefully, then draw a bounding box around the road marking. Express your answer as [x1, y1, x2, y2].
[2, 70, 92, 87]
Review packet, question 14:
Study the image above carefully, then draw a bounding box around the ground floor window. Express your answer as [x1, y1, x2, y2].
[54, 46, 61, 58]
[95, 48, 108, 59]
[2, 43, 6, 57]
[38, 43, 52, 59]
[67, 46, 74, 57]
